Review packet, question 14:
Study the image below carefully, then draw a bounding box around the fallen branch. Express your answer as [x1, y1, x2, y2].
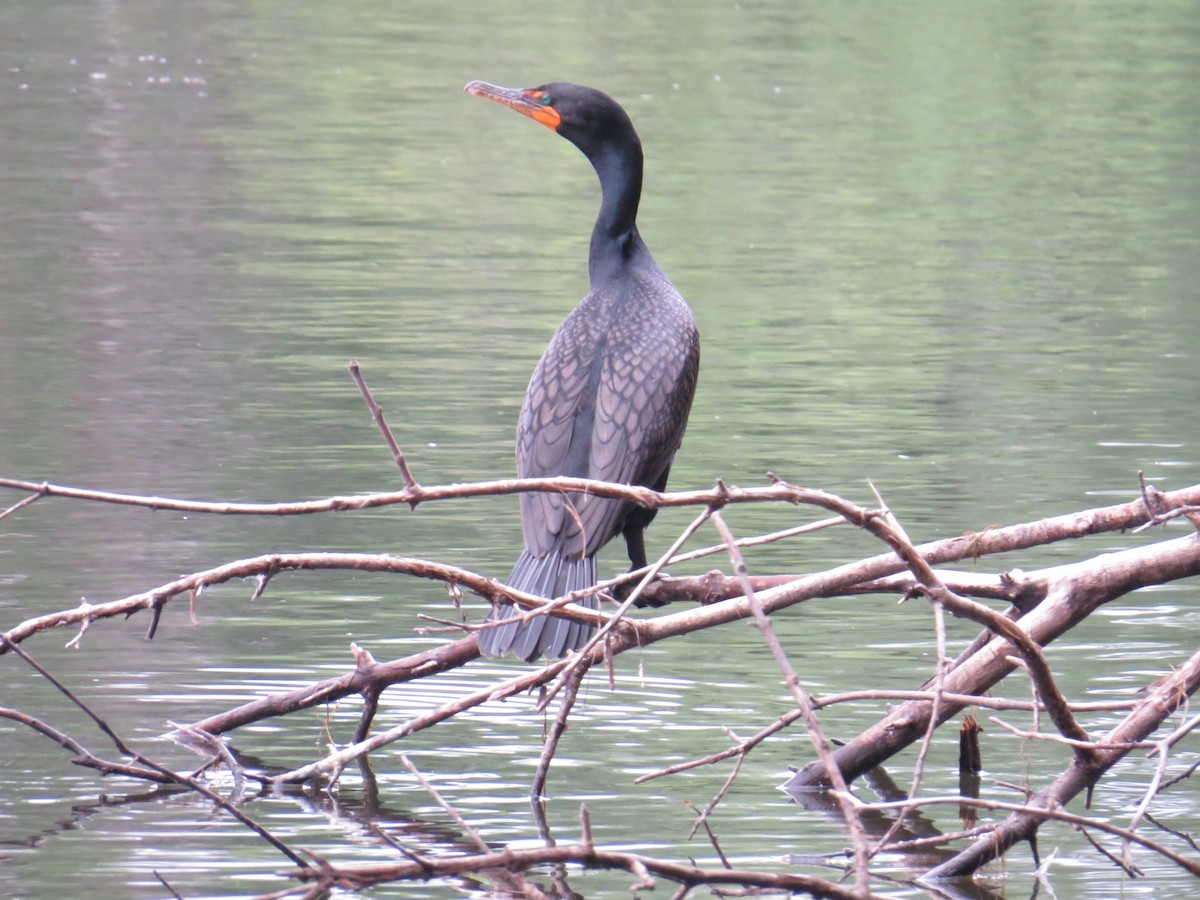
[286, 840, 883, 898]
[5, 470, 1199, 894]
[924, 641, 1200, 879]
[784, 532, 1200, 791]
[0, 633, 308, 869]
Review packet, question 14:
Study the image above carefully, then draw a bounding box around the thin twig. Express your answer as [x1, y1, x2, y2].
[867, 484, 948, 857]
[532, 659, 590, 801]
[684, 795, 733, 869]
[870, 597, 948, 857]
[400, 755, 489, 852]
[878, 824, 998, 854]
[1134, 470, 1200, 532]
[987, 716, 1155, 752]
[539, 504, 715, 709]
[63, 597, 95, 650]
[641, 513, 849, 570]
[0, 706, 172, 782]
[846, 794, 1200, 880]
[349, 359, 418, 491]
[1158, 757, 1200, 793]
[0, 485, 47, 522]
[1144, 811, 1200, 853]
[153, 870, 186, 900]
[0, 634, 307, 869]
[710, 510, 873, 895]
[271, 653, 576, 786]
[636, 691, 1137, 784]
[684, 745, 742, 868]
[1123, 709, 1200, 867]
[1076, 824, 1145, 878]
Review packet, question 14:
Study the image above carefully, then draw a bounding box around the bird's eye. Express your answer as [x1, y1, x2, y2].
[540, 92, 553, 105]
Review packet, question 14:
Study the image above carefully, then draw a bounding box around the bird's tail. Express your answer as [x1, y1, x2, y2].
[478, 549, 598, 661]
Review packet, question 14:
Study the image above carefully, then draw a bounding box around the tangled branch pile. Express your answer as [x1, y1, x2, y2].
[2, 465, 1199, 898]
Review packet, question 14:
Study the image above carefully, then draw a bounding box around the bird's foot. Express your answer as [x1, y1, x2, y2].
[612, 571, 673, 607]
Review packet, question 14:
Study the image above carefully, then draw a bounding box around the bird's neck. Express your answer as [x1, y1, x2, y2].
[587, 142, 645, 284]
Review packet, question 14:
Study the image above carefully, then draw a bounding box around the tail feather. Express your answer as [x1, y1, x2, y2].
[478, 549, 598, 661]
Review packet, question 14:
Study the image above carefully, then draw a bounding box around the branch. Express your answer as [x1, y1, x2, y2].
[636, 691, 1136, 785]
[1135, 470, 1200, 532]
[268, 655, 577, 786]
[914, 584, 1094, 758]
[0, 706, 173, 783]
[924, 639, 1200, 879]
[3, 474, 1197, 532]
[784, 532, 1200, 791]
[0, 474, 836, 518]
[0, 551, 603, 654]
[0, 634, 307, 869]
[286, 842, 884, 898]
[532, 658, 590, 801]
[348, 360, 418, 491]
[846, 793, 1200, 880]
[710, 510, 872, 892]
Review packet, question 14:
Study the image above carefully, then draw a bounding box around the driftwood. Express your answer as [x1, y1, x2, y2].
[3, 371, 1199, 896]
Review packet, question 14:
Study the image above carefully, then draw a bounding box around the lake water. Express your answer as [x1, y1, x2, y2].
[2, 1, 1198, 897]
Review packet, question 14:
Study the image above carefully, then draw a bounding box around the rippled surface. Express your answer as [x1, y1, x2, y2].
[2, 1, 1199, 897]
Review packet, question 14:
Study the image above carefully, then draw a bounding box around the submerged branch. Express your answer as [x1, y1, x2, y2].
[924, 641, 1200, 880]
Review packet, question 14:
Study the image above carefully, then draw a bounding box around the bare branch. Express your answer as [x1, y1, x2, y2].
[6, 469, 1200, 894]
[2, 474, 1196, 536]
[638, 690, 1138, 785]
[849, 792, 1200, 881]
[0, 634, 307, 868]
[0, 705, 172, 783]
[0, 484, 47, 521]
[924, 641, 1200, 879]
[1135, 470, 1200, 532]
[349, 360, 418, 492]
[0, 551, 601, 654]
[710, 510, 873, 894]
[400, 755, 488, 852]
[283, 841, 883, 898]
[785, 532, 1200, 791]
[532, 658, 589, 801]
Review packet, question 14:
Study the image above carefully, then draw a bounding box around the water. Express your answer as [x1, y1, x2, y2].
[2, 1, 1199, 897]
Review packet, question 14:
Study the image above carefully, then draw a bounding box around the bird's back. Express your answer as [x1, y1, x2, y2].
[517, 255, 699, 561]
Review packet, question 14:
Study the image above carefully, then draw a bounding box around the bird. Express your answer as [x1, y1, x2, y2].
[464, 80, 700, 662]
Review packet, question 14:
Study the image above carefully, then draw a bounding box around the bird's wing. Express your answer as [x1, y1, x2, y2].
[579, 288, 697, 555]
[517, 279, 699, 561]
[516, 300, 604, 558]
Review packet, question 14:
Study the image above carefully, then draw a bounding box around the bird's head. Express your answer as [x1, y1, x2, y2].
[464, 80, 638, 159]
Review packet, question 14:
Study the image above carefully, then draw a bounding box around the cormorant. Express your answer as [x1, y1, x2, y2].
[465, 81, 700, 661]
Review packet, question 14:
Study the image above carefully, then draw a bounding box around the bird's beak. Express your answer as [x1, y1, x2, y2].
[464, 80, 561, 130]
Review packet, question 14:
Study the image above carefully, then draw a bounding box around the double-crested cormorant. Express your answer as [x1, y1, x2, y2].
[465, 80, 700, 661]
